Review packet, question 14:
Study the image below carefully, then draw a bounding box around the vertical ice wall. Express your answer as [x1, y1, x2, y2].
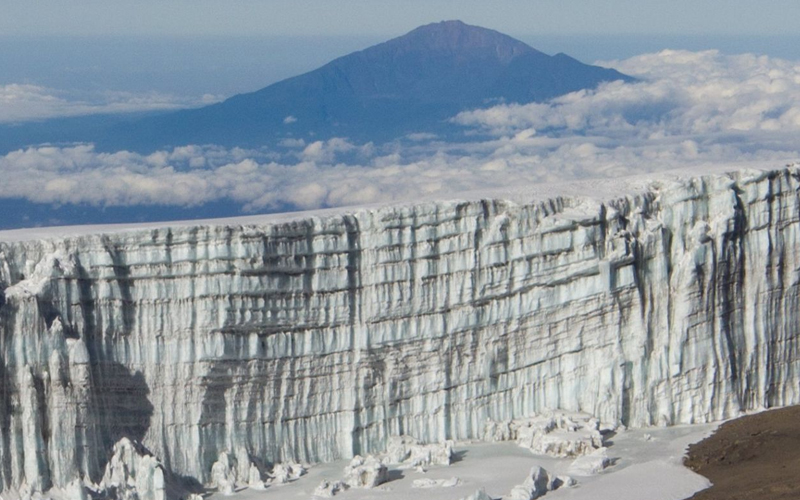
[0, 167, 798, 492]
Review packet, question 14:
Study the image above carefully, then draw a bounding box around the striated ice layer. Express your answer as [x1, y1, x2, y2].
[0, 167, 799, 493]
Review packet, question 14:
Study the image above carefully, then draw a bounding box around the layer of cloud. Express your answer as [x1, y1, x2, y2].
[0, 50, 798, 214]
[454, 50, 800, 138]
[0, 84, 221, 123]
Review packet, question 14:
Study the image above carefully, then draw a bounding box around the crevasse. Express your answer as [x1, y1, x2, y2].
[0, 167, 798, 492]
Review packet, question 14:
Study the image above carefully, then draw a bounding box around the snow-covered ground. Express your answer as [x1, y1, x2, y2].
[211, 423, 716, 500]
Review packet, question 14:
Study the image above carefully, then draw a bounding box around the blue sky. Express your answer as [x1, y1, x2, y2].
[3, 0, 800, 37]
[4, 0, 800, 107]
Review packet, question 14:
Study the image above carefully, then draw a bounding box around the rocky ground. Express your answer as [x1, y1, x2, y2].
[684, 406, 800, 500]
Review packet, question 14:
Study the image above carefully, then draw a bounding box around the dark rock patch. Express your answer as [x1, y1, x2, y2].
[685, 405, 800, 500]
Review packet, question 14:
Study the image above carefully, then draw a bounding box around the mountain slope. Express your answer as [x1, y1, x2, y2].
[104, 21, 633, 151]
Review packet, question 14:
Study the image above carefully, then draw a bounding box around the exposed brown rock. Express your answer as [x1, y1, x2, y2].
[685, 406, 800, 500]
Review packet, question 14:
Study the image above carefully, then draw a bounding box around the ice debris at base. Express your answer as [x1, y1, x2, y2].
[1, 166, 800, 495]
[65, 479, 89, 500]
[310, 437, 453, 497]
[313, 479, 348, 497]
[555, 476, 576, 488]
[460, 488, 493, 500]
[210, 452, 304, 493]
[385, 436, 455, 467]
[412, 477, 461, 488]
[246, 464, 266, 490]
[568, 447, 612, 475]
[507, 466, 548, 500]
[269, 462, 306, 484]
[95, 438, 167, 500]
[210, 453, 239, 495]
[485, 411, 605, 457]
[343, 455, 389, 489]
[311, 454, 389, 496]
[507, 465, 574, 500]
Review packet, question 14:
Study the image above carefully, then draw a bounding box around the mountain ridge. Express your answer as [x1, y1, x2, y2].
[102, 20, 634, 151]
[0, 21, 634, 153]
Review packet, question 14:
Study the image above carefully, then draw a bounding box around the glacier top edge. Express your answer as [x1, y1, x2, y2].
[0, 163, 792, 244]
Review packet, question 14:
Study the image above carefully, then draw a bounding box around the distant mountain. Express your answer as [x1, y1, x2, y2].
[0, 21, 634, 154]
[99, 20, 633, 151]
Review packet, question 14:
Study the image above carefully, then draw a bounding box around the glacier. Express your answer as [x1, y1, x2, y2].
[0, 166, 799, 496]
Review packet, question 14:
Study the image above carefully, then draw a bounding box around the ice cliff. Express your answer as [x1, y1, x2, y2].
[0, 166, 799, 495]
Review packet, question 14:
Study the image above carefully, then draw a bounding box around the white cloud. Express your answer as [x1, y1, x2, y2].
[279, 138, 306, 148]
[0, 50, 799, 214]
[454, 50, 800, 139]
[299, 138, 370, 163]
[405, 132, 438, 141]
[0, 84, 223, 123]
